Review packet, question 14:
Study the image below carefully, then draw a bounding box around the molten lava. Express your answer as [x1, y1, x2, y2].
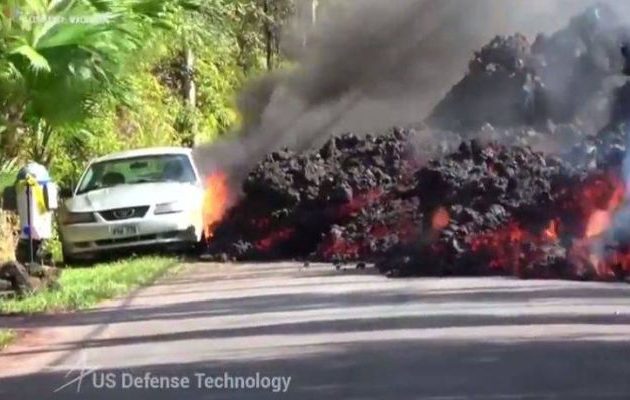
[459, 173, 630, 279]
[572, 175, 626, 278]
[431, 207, 450, 231]
[256, 228, 296, 252]
[584, 180, 624, 239]
[202, 172, 230, 239]
[543, 219, 559, 241]
[585, 210, 613, 239]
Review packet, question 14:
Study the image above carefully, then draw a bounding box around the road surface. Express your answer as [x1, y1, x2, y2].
[1, 262, 630, 399]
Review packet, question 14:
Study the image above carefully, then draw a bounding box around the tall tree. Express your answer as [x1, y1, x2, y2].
[262, 0, 272, 70]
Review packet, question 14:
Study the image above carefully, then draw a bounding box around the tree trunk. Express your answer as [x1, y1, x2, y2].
[182, 45, 198, 146]
[263, 0, 273, 71]
[0, 104, 25, 160]
[300, 0, 318, 48]
[311, 0, 318, 25]
[184, 46, 197, 109]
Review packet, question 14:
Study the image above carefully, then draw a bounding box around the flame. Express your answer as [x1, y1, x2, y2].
[256, 228, 296, 251]
[319, 236, 361, 260]
[202, 172, 230, 239]
[585, 210, 612, 239]
[431, 207, 450, 231]
[543, 219, 559, 241]
[584, 181, 624, 239]
[468, 221, 529, 272]
[571, 174, 626, 278]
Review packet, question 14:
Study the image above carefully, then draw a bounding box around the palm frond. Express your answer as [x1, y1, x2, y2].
[1, 0, 192, 133]
[9, 44, 51, 72]
[48, 0, 79, 13]
[0, 157, 18, 174]
[34, 18, 114, 49]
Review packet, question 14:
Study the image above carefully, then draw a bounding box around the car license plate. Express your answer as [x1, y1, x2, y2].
[110, 225, 138, 236]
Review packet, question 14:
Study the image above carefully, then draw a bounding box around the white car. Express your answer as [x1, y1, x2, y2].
[59, 147, 206, 263]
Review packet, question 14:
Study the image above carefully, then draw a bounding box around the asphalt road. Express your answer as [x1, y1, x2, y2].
[1, 262, 630, 399]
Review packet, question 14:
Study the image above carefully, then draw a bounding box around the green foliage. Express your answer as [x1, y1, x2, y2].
[190, 37, 242, 141]
[0, 167, 17, 190]
[48, 68, 182, 186]
[0, 0, 188, 164]
[0, 0, 299, 185]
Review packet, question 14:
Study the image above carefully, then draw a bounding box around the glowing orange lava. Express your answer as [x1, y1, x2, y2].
[543, 219, 559, 241]
[585, 210, 612, 239]
[584, 181, 624, 239]
[202, 172, 230, 239]
[431, 207, 450, 231]
[572, 175, 626, 278]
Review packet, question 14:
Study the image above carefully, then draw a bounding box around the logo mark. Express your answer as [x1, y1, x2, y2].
[50, 351, 100, 393]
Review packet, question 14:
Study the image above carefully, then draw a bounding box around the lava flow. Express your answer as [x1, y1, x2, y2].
[199, 5, 630, 283]
[456, 171, 630, 280]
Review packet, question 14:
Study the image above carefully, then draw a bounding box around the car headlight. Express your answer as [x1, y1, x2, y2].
[61, 211, 96, 225]
[154, 201, 185, 215]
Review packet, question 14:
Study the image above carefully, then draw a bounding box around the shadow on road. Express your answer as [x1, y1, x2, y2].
[1, 339, 630, 399]
[1, 264, 629, 399]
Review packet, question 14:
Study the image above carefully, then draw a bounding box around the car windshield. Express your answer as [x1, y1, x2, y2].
[76, 154, 197, 194]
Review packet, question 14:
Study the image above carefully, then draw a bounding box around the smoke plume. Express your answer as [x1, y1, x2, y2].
[194, 0, 630, 184]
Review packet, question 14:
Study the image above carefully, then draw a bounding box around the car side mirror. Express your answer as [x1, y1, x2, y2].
[59, 186, 74, 199]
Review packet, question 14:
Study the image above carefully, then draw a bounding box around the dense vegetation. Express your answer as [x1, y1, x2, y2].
[0, 0, 312, 271]
[0, 0, 300, 186]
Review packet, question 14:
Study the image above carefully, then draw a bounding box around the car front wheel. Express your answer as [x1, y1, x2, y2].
[62, 248, 97, 267]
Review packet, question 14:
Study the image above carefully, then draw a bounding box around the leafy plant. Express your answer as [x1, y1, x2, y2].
[0, 0, 188, 164]
[0, 0, 299, 185]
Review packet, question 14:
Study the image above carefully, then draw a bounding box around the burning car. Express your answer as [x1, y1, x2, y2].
[59, 147, 207, 263]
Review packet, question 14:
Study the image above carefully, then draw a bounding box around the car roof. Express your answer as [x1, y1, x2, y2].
[92, 147, 193, 163]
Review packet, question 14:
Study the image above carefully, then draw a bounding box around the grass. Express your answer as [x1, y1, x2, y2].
[0, 256, 177, 315]
[0, 329, 16, 349]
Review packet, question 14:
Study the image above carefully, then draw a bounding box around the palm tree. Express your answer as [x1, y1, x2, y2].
[0, 0, 186, 164]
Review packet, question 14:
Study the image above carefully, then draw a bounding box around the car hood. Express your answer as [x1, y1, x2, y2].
[65, 182, 203, 212]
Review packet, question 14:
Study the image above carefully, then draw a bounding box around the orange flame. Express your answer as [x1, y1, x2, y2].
[574, 175, 626, 278]
[583, 176, 624, 239]
[202, 172, 230, 239]
[543, 219, 559, 241]
[585, 210, 613, 239]
[431, 207, 450, 231]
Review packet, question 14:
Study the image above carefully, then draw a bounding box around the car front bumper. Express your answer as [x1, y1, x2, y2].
[61, 210, 203, 257]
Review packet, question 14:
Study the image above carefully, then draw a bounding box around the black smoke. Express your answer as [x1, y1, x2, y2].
[194, 0, 630, 187]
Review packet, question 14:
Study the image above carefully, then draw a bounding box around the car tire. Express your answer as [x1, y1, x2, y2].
[62, 248, 95, 267]
[192, 231, 209, 256]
